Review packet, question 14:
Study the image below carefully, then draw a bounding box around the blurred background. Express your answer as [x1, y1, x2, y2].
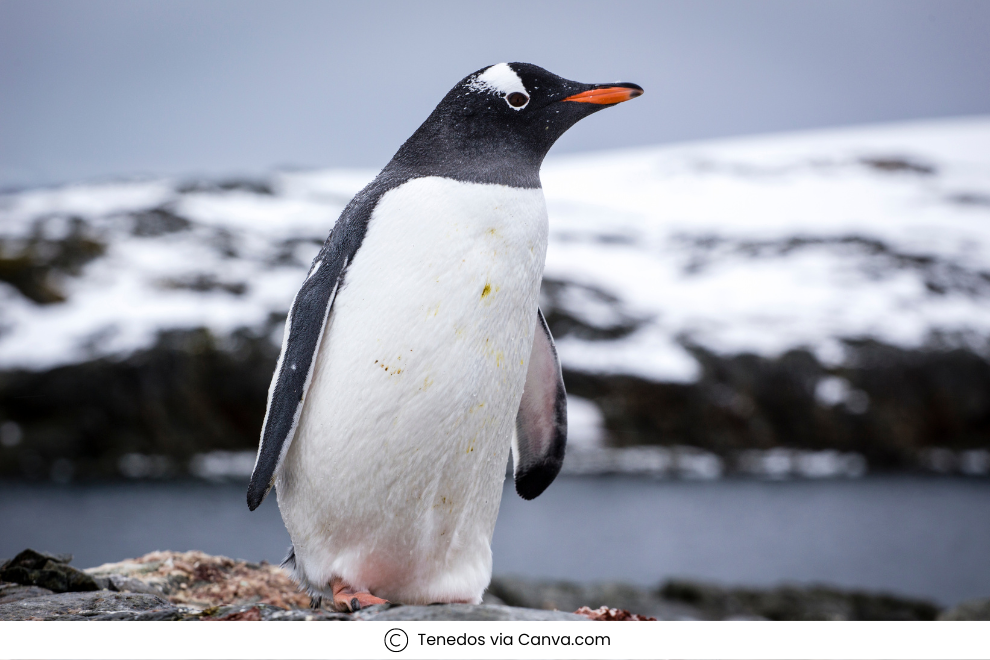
[2, 0, 990, 618]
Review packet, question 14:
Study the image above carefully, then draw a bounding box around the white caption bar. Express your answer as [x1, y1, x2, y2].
[2, 621, 989, 659]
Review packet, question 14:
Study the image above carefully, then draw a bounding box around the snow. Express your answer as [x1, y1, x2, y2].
[0, 173, 369, 369]
[562, 444, 725, 480]
[736, 448, 867, 480]
[563, 395, 606, 451]
[815, 376, 870, 414]
[189, 451, 257, 480]
[2, 116, 990, 383]
[542, 115, 990, 379]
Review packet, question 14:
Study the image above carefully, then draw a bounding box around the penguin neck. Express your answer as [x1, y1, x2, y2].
[386, 118, 545, 189]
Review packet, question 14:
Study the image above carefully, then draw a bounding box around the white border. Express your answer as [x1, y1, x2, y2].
[2, 620, 989, 659]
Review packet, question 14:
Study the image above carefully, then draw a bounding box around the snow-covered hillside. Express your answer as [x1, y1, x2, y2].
[3, 117, 990, 380]
[0, 117, 990, 480]
[542, 116, 990, 382]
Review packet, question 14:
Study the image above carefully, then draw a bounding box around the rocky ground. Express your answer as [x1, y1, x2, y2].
[1, 548, 986, 621]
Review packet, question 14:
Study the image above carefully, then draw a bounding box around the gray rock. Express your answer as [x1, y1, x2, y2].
[353, 603, 589, 621]
[938, 598, 990, 621]
[0, 582, 55, 605]
[201, 603, 349, 621]
[87, 608, 184, 621]
[262, 608, 350, 621]
[107, 574, 167, 597]
[198, 602, 588, 622]
[488, 576, 700, 620]
[0, 590, 178, 621]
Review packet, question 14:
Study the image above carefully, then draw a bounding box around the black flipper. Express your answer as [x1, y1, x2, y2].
[246, 254, 344, 510]
[246, 170, 415, 511]
[513, 308, 568, 500]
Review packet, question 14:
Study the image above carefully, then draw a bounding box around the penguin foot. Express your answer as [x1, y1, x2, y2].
[330, 577, 389, 612]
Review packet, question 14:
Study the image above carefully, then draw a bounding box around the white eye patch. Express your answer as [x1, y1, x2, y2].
[466, 63, 530, 110]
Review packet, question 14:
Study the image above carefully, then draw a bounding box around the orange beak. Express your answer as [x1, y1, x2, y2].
[562, 85, 643, 105]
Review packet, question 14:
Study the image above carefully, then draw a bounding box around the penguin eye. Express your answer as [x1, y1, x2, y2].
[506, 92, 529, 108]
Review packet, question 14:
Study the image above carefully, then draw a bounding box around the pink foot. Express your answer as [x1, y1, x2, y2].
[330, 577, 389, 612]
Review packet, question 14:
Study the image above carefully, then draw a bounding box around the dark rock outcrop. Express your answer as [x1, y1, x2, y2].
[938, 598, 990, 621]
[0, 216, 105, 304]
[564, 341, 990, 470]
[4, 324, 989, 481]
[489, 575, 946, 621]
[659, 578, 941, 621]
[0, 326, 280, 481]
[0, 549, 99, 593]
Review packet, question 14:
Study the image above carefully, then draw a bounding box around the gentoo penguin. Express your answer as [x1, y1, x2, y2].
[247, 62, 642, 611]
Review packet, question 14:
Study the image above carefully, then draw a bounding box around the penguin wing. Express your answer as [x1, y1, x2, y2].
[246, 252, 346, 511]
[246, 172, 411, 511]
[513, 307, 568, 500]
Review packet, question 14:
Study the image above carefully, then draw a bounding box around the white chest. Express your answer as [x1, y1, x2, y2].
[325, 176, 550, 420]
[277, 176, 549, 604]
[344, 175, 549, 331]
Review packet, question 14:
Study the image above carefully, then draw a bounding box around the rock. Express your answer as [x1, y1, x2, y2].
[0, 549, 99, 593]
[563, 342, 990, 472]
[0, 591, 179, 621]
[487, 576, 700, 620]
[0, 591, 601, 621]
[575, 606, 656, 621]
[0, 327, 280, 481]
[660, 579, 940, 621]
[200, 603, 348, 621]
[352, 603, 588, 621]
[0, 550, 968, 621]
[86, 550, 308, 609]
[107, 574, 167, 597]
[0, 582, 54, 604]
[938, 598, 990, 620]
[0, 549, 72, 567]
[194, 602, 563, 622]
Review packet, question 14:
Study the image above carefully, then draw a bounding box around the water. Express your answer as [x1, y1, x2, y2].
[2, 475, 988, 607]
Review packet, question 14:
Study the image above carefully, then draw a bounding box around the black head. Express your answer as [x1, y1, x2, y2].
[387, 62, 643, 188]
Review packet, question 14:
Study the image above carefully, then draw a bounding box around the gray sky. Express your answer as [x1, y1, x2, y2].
[1, 0, 989, 188]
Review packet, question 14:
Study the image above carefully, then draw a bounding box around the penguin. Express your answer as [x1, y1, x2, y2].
[247, 62, 642, 611]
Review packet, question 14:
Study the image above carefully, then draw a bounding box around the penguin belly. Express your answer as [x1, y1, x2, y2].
[275, 176, 549, 605]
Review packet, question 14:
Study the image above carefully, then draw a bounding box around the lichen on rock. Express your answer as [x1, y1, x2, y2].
[85, 550, 309, 610]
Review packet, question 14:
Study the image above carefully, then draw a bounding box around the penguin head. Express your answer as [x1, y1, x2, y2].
[390, 63, 643, 186]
